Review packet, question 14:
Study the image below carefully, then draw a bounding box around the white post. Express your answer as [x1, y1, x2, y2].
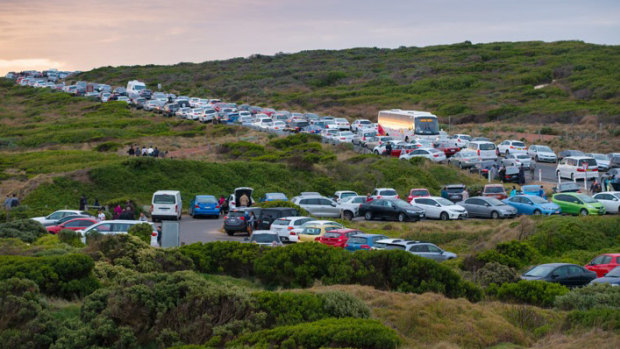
[488, 169, 491, 183]
[539, 169, 542, 182]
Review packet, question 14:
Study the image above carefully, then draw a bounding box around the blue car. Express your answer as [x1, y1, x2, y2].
[302, 125, 323, 134]
[522, 185, 546, 198]
[503, 194, 561, 215]
[189, 195, 220, 218]
[259, 192, 288, 202]
[344, 233, 388, 252]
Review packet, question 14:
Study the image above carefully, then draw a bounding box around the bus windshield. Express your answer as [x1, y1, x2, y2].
[414, 117, 439, 135]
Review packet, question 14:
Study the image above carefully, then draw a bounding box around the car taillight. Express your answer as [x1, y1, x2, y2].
[408, 195, 413, 201]
[396, 195, 400, 199]
[152, 232, 157, 237]
[344, 244, 349, 247]
[195, 205, 199, 208]
[477, 149, 480, 156]
[315, 237, 320, 241]
[577, 168, 585, 172]
[287, 226, 293, 230]
[290, 231, 296, 235]
[175, 205, 178, 213]
[361, 244, 370, 249]
[433, 154, 439, 157]
[224, 216, 228, 219]
[240, 216, 245, 221]
[150, 205, 153, 212]
[377, 195, 381, 199]
[510, 146, 514, 149]
[216, 205, 220, 208]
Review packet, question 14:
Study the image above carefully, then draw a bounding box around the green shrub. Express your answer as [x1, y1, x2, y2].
[0, 254, 99, 299]
[476, 262, 519, 287]
[94, 141, 122, 152]
[232, 318, 401, 349]
[57, 229, 84, 247]
[180, 241, 261, 277]
[253, 200, 309, 216]
[487, 280, 569, 307]
[0, 219, 47, 243]
[476, 240, 539, 269]
[127, 223, 152, 244]
[555, 284, 620, 311]
[254, 291, 370, 327]
[564, 308, 620, 332]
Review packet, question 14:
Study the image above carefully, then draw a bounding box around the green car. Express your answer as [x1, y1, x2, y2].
[552, 193, 606, 216]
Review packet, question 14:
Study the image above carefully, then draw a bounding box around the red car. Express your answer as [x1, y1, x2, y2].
[434, 141, 460, 157]
[46, 218, 97, 234]
[390, 143, 418, 157]
[407, 188, 430, 203]
[316, 228, 364, 248]
[482, 184, 508, 200]
[585, 253, 620, 277]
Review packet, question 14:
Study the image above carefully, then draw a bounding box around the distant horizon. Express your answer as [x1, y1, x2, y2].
[2, 0, 619, 76]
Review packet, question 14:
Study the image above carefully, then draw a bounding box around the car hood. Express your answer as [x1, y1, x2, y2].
[520, 275, 544, 281]
[31, 217, 46, 222]
[498, 205, 517, 212]
[537, 152, 556, 157]
[539, 202, 560, 211]
[590, 277, 620, 285]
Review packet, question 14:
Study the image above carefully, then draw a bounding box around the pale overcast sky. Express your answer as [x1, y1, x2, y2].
[0, 0, 619, 75]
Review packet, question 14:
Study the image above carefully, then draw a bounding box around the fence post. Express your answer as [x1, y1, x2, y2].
[539, 169, 542, 182]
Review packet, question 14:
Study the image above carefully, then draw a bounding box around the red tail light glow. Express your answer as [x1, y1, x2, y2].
[152, 232, 157, 237]
[195, 205, 199, 208]
[240, 216, 245, 221]
[361, 244, 370, 249]
[290, 231, 297, 235]
[175, 205, 178, 213]
[287, 226, 293, 230]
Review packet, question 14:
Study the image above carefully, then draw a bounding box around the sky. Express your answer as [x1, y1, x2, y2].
[0, 0, 619, 75]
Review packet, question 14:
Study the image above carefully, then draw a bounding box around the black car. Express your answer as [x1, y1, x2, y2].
[162, 103, 180, 117]
[223, 208, 262, 236]
[440, 184, 467, 203]
[255, 207, 299, 230]
[558, 150, 585, 160]
[521, 263, 596, 287]
[359, 199, 425, 222]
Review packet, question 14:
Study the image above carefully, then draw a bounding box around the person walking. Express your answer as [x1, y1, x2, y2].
[518, 164, 526, 185]
[385, 142, 392, 156]
[603, 176, 610, 192]
[79, 194, 87, 210]
[10, 194, 19, 208]
[128, 145, 135, 156]
[152, 147, 160, 157]
[97, 209, 106, 222]
[498, 166, 506, 183]
[218, 195, 226, 215]
[510, 186, 517, 197]
[247, 211, 256, 235]
[529, 162, 536, 181]
[366, 193, 372, 202]
[141, 146, 147, 156]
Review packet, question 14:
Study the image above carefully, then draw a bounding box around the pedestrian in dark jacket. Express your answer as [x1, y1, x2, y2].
[518, 164, 525, 185]
[385, 142, 392, 155]
[128, 146, 135, 156]
[79, 194, 87, 210]
[498, 166, 506, 183]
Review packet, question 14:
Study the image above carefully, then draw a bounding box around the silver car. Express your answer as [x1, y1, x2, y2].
[502, 153, 534, 169]
[381, 240, 457, 262]
[291, 196, 341, 218]
[457, 197, 517, 219]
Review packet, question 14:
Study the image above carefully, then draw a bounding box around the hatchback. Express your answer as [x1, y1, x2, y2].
[556, 156, 598, 181]
[269, 216, 314, 243]
[46, 218, 97, 234]
[503, 195, 561, 215]
[317, 229, 364, 247]
[592, 192, 620, 214]
[344, 234, 388, 252]
[552, 193, 605, 216]
[482, 184, 508, 200]
[590, 266, 620, 286]
[521, 263, 596, 287]
[189, 195, 220, 218]
[585, 253, 620, 277]
[246, 230, 283, 247]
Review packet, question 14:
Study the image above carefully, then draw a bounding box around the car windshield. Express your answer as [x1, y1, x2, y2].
[529, 196, 548, 204]
[266, 193, 287, 200]
[411, 190, 428, 196]
[251, 234, 278, 243]
[512, 142, 525, 147]
[485, 186, 505, 194]
[537, 146, 553, 152]
[479, 143, 496, 150]
[524, 265, 555, 277]
[302, 227, 321, 235]
[446, 187, 465, 193]
[606, 267, 620, 277]
[272, 219, 290, 226]
[196, 197, 217, 204]
[436, 198, 454, 206]
[414, 117, 439, 135]
[578, 158, 597, 167]
[154, 194, 175, 204]
[340, 192, 356, 199]
[577, 195, 597, 204]
[486, 198, 505, 206]
[348, 237, 367, 244]
[392, 200, 413, 208]
[380, 190, 397, 196]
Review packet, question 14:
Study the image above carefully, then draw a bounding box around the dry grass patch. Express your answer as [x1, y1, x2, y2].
[530, 329, 620, 349]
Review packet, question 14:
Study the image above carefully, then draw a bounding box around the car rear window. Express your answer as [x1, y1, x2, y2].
[228, 211, 245, 218]
[578, 158, 597, 167]
[485, 186, 505, 193]
[380, 190, 397, 196]
[302, 228, 321, 235]
[323, 232, 342, 238]
[513, 142, 525, 147]
[154, 194, 175, 204]
[411, 190, 428, 196]
[348, 237, 367, 244]
[446, 187, 465, 193]
[479, 143, 496, 150]
[196, 197, 217, 204]
[272, 219, 290, 226]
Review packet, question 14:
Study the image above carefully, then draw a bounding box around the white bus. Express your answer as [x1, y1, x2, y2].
[377, 109, 440, 141]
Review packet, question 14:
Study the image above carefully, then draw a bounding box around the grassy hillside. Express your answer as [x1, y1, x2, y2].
[77, 41, 620, 124]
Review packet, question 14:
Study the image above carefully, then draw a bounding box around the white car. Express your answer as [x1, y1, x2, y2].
[176, 107, 191, 118]
[351, 119, 373, 132]
[270, 121, 287, 131]
[528, 145, 557, 163]
[269, 216, 314, 243]
[449, 134, 471, 148]
[498, 140, 528, 155]
[116, 96, 130, 104]
[324, 120, 338, 130]
[189, 108, 204, 120]
[189, 97, 200, 107]
[592, 192, 620, 214]
[334, 118, 351, 130]
[371, 188, 399, 200]
[333, 191, 359, 203]
[321, 129, 339, 142]
[332, 131, 355, 143]
[200, 109, 217, 123]
[556, 156, 599, 180]
[502, 153, 535, 169]
[411, 196, 468, 220]
[467, 141, 498, 161]
[79, 220, 159, 247]
[31, 210, 91, 226]
[399, 147, 446, 162]
[337, 195, 367, 220]
[255, 118, 273, 130]
[291, 196, 341, 218]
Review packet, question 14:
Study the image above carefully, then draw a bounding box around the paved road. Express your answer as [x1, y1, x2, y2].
[177, 215, 244, 245]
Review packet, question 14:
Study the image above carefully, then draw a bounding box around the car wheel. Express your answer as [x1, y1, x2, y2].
[398, 213, 406, 222]
[505, 150, 509, 155]
[343, 211, 354, 221]
[533, 209, 541, 216]
[459, 162, 463, 169]
[491, 211, 499, 219]
[440, 212, 449, 221]
[580, 209, 588, 216]
[364, 211, 373, 221]
[225, 230, 233, 236]
[535, 155, 539, 162]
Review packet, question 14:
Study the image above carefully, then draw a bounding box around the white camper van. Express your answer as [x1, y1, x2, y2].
[151, 190, 182, 221]
[127, 80, 146, 98]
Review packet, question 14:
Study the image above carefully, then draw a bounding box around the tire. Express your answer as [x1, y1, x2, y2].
[343, 211, 354, 221]
[491, 211, 499, 219]
[398, 213, 406, 222]
[364, 211, 373, 221]
[580, 209, 588, 216]
[505, 150, 509, 155]
[225, 230, 233, 236]
[556, 170, 561, 179]
[459, 162, 463, 170]
[440, 212, 449, 221]
[533, 210, 541, 216]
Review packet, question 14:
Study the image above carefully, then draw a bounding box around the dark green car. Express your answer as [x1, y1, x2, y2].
[551, 193, 606, 216]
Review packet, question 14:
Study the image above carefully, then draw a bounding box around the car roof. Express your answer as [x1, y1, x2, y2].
[374, 187, 396, 191]
[252, 230, 277, 235]
[154, 190, 180, 195]
[533, 263, 577, 268]
[350, 233, 387, 238]
[564, 156, 593, 160]
[484, 184, 504, 187]
[303, 220, 340, 225]
[278, 216, 310, 220]
[445, 184, 466, 188]
[375, 238, 404, 243]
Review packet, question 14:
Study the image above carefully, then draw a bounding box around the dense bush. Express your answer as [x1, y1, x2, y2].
[564, 308, 620, 332]
[87, 234, 193, 273]
[254, 291, 370, 327]
[180, 241, 262, 277]
[58, 229, 84, 247]
[555, 284, 620, 311]
[476, 240, 539, 269]
[487, 280, 569, 307]
[127, 223, 152, 244]
[0, 219, 47, 243]
[476, 262, 519, 287]
[231, 318, 401, 349]
[0, 254, 99, 299]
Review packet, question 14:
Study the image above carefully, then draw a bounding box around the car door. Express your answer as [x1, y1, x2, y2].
[417, 198, 439, 218]
[321, 198, 341, 217]
[520, 197, 535, 214]
[550, 266, 570, 286]
[466, 198, 484, 217]
[425, 244, 445, 261]
[384, 201, 398, 220]
[299, 198, 316, 215]
[567, 266, 589, 286]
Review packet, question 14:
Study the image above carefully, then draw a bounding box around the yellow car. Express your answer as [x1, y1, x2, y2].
[297, 220, 343, 242]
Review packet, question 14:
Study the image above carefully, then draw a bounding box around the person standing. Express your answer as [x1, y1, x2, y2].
[247, 211, 256, 235]
[138, 212, 148, 222]
[218, 195, 226, 215]
[518, 164, 525, 185]
[529, 162, 536, 180]
[590, 179, 601, 194]
[152, 147, 160, 158]
[93, 198, 100, 208]
[97, 209, 106, 222]
[113, 204, 122, 219]
[128, 145, 135, 156]
[603, 176, 610, 192]
[4, 195, 12, 211]
[490, 165, 498, 181]
[79, 194, 87, 210]
[147, 145, 154, 156]
[385, 142, 392, 156]
[510, 186, 517, 197]
[141, 146, 147, 156]
[366, 193, 372, 202]
[10, 194, 19, 208]
[499, 166, 506, 183]
[538, 185, 545, 199]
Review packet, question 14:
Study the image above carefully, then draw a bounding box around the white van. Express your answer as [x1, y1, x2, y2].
[467, 141, 498, 161]
[126, 80, 146, 98]
[151, 190, 182, 221]
[556, 156, 598, 180]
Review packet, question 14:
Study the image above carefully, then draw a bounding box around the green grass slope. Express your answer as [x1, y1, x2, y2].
[77, 41, 620, 124]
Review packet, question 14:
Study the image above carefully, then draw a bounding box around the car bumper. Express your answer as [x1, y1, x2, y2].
[587, 207, 606, 215]
[449, 212, 468, 219]
[406, 212, 425, 220]
[499, 211, 517, 218]
[193, 209, 219, 216]
[223, 223, 248, 232]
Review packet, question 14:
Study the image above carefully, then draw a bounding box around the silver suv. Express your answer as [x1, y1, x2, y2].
[291, 195, 341, 218]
